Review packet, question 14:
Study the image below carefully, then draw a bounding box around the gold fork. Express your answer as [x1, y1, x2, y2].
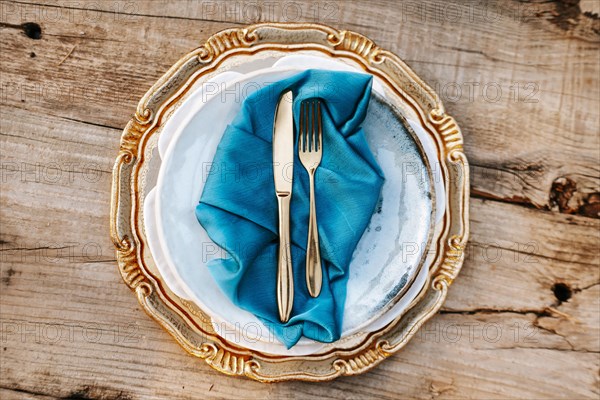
[299, 100, 323, 298]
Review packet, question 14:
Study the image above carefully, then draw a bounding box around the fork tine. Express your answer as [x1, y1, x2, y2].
[307, 101, 312, 152]
[299, 102, 304, 152]
[316, 101, 322, 152]
[311, 100, 316, 152]
[304, 101, 309, 152]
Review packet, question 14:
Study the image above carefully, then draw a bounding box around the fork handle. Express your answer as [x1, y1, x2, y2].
[306, 172, 322, 297]
[277, 194, 294, 322]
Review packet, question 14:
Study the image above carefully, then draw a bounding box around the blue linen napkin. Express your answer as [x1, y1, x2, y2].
[195, 69, 384, 348]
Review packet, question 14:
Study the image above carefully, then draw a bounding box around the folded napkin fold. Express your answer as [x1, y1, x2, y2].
[195, 69, 384, 348]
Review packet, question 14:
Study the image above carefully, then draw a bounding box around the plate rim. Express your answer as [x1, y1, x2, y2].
[110, 22, 469, 382]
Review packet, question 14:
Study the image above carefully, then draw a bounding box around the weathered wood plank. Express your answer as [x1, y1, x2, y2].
[3, 0, 599, 217]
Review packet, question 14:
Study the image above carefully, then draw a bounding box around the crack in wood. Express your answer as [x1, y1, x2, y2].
[0, 245, 71, 252]
[484, 345, 599, 354]
[0, 385, 60, 399]
[440, 308, 551, 317]
[11, 0, 246, 26]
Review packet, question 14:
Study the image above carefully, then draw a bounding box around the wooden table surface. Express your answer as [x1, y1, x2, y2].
[1, 1, 599, 398]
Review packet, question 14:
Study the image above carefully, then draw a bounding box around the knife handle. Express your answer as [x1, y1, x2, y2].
[277, 194, 294, 323]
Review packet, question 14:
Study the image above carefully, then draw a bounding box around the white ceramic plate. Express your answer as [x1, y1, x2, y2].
[144, 55, 443, 355]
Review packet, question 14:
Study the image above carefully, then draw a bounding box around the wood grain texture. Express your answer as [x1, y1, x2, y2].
[1, 0, 598, 398]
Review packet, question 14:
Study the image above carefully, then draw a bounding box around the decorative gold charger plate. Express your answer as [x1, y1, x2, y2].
[110, 22, 469, 382]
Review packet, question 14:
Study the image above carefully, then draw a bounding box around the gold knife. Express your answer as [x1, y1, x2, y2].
[273, 90, 294, 323]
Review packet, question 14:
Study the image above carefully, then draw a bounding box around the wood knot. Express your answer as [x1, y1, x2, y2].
[549, 176, 600, 218]
[22, 22, 41, 40]
[551, 282, 572, 303]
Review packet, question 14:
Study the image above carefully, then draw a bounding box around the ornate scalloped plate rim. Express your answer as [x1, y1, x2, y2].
[111, 24, 468, 376]
[110, 22, 469, 381]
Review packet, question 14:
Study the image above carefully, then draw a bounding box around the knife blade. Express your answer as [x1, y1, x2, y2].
[273, 90, 294, 195]
[273, 89, 294, 323]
